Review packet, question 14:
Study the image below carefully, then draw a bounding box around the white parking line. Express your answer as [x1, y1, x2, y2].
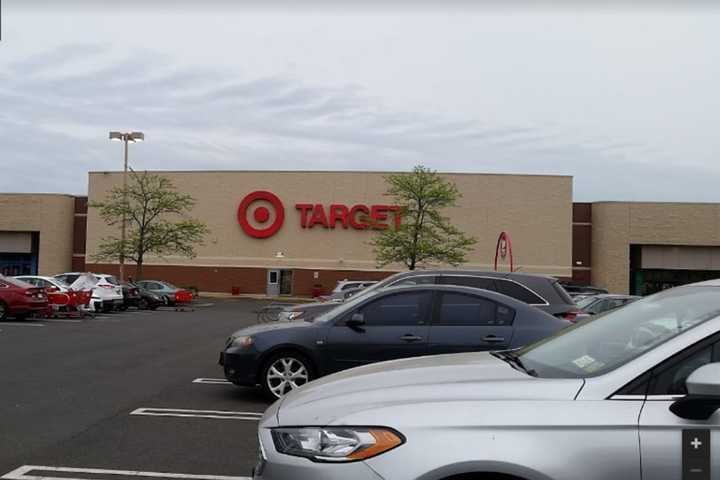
[44, 318, 84, 323]
[0, 322, 45, 327]
[194, 303, 215, 307]
[130, 407, 263, 421]
[192, 378, 232, 385]
[1, 465, 251, 480]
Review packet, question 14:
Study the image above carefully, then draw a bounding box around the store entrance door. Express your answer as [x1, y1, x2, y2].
[266, 269, 293, 296]
[267, 270, 280, 296]
[279, 270, 293, 296]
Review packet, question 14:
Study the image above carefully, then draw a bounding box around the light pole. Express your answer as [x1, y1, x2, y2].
[109, 131, 145, 282]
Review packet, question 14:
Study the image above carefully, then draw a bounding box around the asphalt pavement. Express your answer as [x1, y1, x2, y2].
[0, 299, 274, 480]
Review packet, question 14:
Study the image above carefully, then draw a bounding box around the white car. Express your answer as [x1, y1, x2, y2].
[54, 272, 124, 312]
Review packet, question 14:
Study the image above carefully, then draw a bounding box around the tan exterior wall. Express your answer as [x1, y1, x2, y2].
[0, 194, 75, 275]
[592, 202, 720, 294]
[86, 171, 572, 285]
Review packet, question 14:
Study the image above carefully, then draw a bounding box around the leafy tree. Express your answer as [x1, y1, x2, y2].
[90, 171, 209, 280]
[371, 166, 476, 270]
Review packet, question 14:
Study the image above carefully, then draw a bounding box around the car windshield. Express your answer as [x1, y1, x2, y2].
[510, 286, 720, 378]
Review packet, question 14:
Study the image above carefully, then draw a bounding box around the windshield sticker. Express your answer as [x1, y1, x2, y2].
[572, 355, 596, 368]
[572, 354, 605, 372]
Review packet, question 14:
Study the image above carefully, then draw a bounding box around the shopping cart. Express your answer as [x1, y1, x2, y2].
[175, 290, 194, 312]
[46, 289, 93, 318]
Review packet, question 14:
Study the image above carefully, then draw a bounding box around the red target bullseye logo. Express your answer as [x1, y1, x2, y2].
[237, 191, 285, 238]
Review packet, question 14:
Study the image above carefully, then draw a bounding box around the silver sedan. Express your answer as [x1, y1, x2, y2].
[255, 279, 720, 480]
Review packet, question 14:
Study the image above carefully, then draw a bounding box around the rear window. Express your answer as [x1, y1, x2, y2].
[440, 275, 496, 291]
[2, 277, 34, 289]
[104, 276, 120, 285]
[552, 281, 575, 304]
[496, 279, 546, 304]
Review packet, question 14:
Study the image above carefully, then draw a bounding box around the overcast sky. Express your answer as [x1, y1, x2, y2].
[1, 1, 719, 201]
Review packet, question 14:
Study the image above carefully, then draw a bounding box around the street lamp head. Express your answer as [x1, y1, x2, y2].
[130, 132, 145, 142]
[109, 131, 145, 142]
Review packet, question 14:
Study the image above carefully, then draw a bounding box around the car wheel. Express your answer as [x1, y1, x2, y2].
[261, 352, 313, 401]
[162, 295, 170, 306]
[118, 304, 128, 311]
[138, 298, 149, 310]
[0, 302, 8, 320]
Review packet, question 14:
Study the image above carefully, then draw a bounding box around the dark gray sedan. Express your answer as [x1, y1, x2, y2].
[220, 284, 570, 400]
[135, 280, 182, 305]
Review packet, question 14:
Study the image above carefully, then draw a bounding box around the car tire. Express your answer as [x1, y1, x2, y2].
[0, 301, 9, 320]
[162, 295, 170, 306]
[261, 352, 314, 401]
[138, 298, 149, 310]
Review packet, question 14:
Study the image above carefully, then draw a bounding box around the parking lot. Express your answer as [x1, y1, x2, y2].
[0, 299, 271, 480]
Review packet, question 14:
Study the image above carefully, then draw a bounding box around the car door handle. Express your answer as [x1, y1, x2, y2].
[482, 335, 505, 343]
[400, 334, 423, 342]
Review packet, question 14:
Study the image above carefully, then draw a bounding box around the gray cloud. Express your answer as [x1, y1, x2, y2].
[0, 40, 711, 202]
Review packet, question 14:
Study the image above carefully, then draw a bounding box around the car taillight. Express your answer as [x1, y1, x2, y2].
[99, 284, 114, 289]
[563, 310, 580, 322]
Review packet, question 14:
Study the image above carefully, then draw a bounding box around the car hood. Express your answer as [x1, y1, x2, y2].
[231, 319, 315, 337]
[272, 352, 584, 426]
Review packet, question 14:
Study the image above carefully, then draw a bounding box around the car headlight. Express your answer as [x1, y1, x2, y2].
[271, 427, 404, 462]
[231, 335, 254, 348]
[286, 311, 304, 320]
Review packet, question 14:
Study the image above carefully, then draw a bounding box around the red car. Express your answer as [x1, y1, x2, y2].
[0, 275, 49, 320]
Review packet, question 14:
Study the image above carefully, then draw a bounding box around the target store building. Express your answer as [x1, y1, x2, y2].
[83, 170, 572, 296]
[6, 169, 720, 297]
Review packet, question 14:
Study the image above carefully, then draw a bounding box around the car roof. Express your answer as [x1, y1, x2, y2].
[385, 269, 558, 281]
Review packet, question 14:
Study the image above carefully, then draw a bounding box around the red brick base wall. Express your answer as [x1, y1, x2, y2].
[85, 263, 396, 296]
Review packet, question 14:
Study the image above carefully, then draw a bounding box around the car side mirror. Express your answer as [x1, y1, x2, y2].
[670, 363, 720, 420]
[346, 312, 365, 328]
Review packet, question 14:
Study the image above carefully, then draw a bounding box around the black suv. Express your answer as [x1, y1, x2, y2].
[279, 270, 579, 322]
